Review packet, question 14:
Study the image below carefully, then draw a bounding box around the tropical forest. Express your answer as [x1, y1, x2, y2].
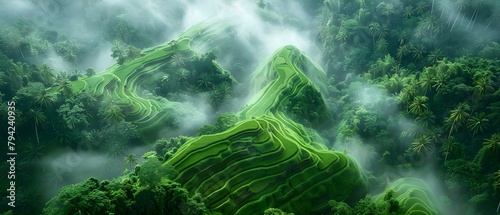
[0, 0, 499, 214]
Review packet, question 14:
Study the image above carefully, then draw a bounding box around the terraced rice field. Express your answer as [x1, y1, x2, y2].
[166, 115, 367, 214]
[61, 18, 235, 133]
[374, 178, 443, 214]
[162, 44, 368, 214]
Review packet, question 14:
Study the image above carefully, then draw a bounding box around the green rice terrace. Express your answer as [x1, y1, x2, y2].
[47, 16, 237, 134]
[42, 39, 443, 214]
[4, 1, 500, 214]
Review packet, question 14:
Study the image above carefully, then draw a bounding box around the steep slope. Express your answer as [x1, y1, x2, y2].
[56, 20, 235, 134]
[240, 45, 330, 128]
[164, 45, 367, 214]
[374, 178, 443, 215]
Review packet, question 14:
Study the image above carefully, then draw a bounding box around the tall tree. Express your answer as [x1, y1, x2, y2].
[38, 63, 55, 87]
[484, 4, 500, 30]
[427, 49, 443, 65]
[445, 103, 470, 138]
[55, 79, 73, 98]
[442, 136, 459, 161]
[368, 22, 383, 44]
[467, 112, 489, 137]
[419, 71, 434, 95]
[411, 135, 431, 155]
[472, 76, 494, 99]
[432, 68, 449, 92]
[124, 153, 138, 171]
[35, 90, 55, 108]
[27, 108, 46, 144]
[103, 104, 125, 125]
[403, 6, 414, 19]
[482, 133, 500, 153]
[409, 96, 429, 116]
[416, 110, 435, 128]
[22, 142, 45, 171]
[468, 0, 486, 30]
[415, 2, 428, 15]
[450, 0, 469, 31]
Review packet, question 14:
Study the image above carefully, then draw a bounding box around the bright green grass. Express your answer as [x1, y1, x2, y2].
[162, 45, 368, 214]
[51, 16, 238, 135]
[165, 115, 367, 215]
[373, 178, 443, 215]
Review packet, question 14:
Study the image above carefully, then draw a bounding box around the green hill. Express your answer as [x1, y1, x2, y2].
[373, 178, 443, 215]
[164, 45, 367, 214]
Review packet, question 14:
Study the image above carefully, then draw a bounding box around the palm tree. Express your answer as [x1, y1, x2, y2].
[368, 22, 383, 44]
[209, 90, 224, 108]
[63, 50, 78, 68]
[416, 110, 435, 128]
[55, 79, 73, 98]
[177, 69, 189, 83]
[197, 74, 212, 90]
[482, 133, 500, 153]
[22, 142, 45, 172]
[106, 141, 125, 159]
[403, 6, 414, 19]
[473, 76, 494, 99]
[375, 39, 388, 54]
[445, 103, 470, 138]
[442, 136, 459, 161]
[412, 45, 425, 61]
[104, 104, 125, 125]
[432, 69, 449, 92]
[420, 15, 443, 38]
[430, 0, 435, 15]
[386, 73, 404, 94]
[450, 0, 469, 31]
[415, 2, 428, 15]
[484, 4, 500, 30]
[124, 153, 138, 170]
[438, 0, 452, 19]
[171, 53, 185, 67]
[468, 0, 486, 30]
[409, 96, 429, 116]
[35, 90, 55, 108]
[335, 31, 348, 42]
[414, 26, 426, 39]
[53, 125, 71, 146]
[467, 112, 489, 137]
[381, 3, 396, 17]
[27, 109, 46, 144]
[411, 135, 431, 155]
[398, 31, 408, 45]
[38, 63, 55, 86]
[161, 74, 170, 82]
[427, 49, 443, 65]
[419, 71, 434, 95]
[487, 102, 500, 125]
[396, 44, 412, 63]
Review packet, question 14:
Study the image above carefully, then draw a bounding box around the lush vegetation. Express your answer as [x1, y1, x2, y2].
[0, 0, 499, 214]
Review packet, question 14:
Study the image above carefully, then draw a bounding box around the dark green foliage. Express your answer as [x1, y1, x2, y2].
[329, 200, 353, 215]
[331, 190, 400, 215]
[111, 41, 141, 65]
[44, 164, 207, 215]
[198, 112, 238, 135]
[153, 136, 191, 161]
[137, 154, 178, 187]
[155, 51, 236, 108]
[43, 177, 113, 215]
